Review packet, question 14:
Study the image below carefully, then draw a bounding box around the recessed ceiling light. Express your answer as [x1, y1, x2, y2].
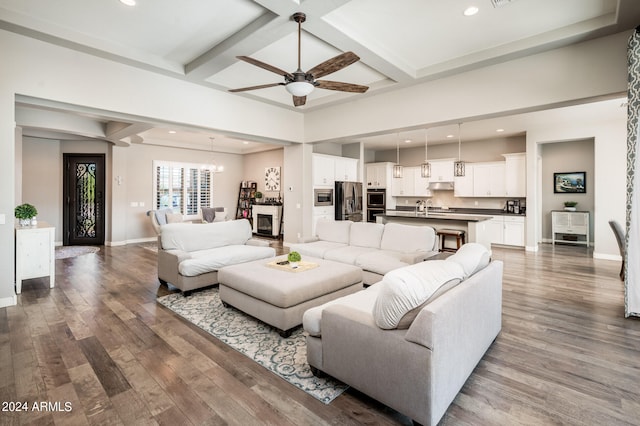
[496, 128, 504, 132]
[447, 134, 454, 138]
[120, 0, 136, 6]
[168, 130, 176, 134]
[243, 141, 249, 145]
[404, 139, 412, 144]
[463, 6, 479, 16]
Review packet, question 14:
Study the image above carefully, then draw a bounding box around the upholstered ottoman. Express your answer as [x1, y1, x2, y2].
[218, 255, 363, 337]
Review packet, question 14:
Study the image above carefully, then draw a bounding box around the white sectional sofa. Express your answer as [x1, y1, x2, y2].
[302, 243, 503, 426]
[289, 219, 439, 285]
[157, 219, 275, 294]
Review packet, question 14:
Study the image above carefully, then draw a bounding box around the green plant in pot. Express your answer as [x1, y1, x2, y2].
[255, 191, 263, 203]
[287, 251, 301, 268]
[564, 201, 578, 211]
[15, 203, 38, 226]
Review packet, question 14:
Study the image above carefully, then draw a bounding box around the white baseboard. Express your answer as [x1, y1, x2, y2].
[593, 252, 621, 261]
[106, 237, 157, 247]
[0, 294, 17, 308]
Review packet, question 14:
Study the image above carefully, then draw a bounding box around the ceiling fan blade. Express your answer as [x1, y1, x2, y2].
[236, 56, 294, 79]
[315, 80, 369, 93]
[307, 52, 360, 79]
[293, 96, 306, 107]
[228, 82, 284, 93]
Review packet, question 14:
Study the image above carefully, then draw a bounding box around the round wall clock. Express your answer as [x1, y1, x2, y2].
[265, 167, 280, 191]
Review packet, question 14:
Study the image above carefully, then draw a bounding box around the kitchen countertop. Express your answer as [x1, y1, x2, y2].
[391, 207, 526, 217]
[380, 211, 493, 222]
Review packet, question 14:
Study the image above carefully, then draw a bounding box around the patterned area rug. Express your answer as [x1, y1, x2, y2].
[157, 288, 348, 403]
[55, 245, 100, 259]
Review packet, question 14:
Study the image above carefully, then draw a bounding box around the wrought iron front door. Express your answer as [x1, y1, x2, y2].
[63, 154, 105, 246]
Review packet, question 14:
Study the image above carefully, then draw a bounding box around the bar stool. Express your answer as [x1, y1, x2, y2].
[437, 229, 466, 252]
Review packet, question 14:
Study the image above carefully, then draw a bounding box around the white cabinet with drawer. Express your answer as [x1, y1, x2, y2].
[551, 210, 589, 246]
[15, 222, 55, 294]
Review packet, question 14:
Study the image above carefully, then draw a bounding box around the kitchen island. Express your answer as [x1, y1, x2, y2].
[376, 210, 494, 252]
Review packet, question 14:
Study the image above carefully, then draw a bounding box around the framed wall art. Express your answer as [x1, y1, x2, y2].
[554, 171, 586, 193]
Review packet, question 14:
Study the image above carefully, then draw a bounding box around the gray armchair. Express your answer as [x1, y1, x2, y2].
[609, 220, 625, 280]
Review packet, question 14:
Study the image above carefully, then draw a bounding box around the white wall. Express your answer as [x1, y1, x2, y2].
[540, 139, 595, 243]
[243, 149, 285, 200]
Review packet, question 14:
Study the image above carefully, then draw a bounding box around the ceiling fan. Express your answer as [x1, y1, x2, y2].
[229, 12, 369, 107]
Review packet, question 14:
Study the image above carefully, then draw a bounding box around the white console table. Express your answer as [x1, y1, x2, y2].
[551, 210, 590, 246]
[15, 221, 55, 294]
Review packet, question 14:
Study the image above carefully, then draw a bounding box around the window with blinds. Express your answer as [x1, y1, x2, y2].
[153, 161, 213, 218]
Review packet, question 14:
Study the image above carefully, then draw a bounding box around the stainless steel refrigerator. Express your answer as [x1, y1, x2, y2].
[335, 181, 363, 222]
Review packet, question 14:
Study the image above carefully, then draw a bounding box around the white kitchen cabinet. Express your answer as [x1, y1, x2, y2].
[15, 221, 55, 294]
[473, 162, 506, 197]
[503, 216, 525, 246]
[429, 159, 454, 182]
[503, 153, 526, 197]
[413, 169, 431, 197]
[552, 211, 589, 246]
[481, 215, 525, 247]
[313, 154, 335, 187]
[391, 166, 416, 196]
[312, 206, 334, 236]
[334, 157, 358, 182]
[484, 216, 505, 245]
[366, 162, 392, 189]
[454, 163, 474, 197]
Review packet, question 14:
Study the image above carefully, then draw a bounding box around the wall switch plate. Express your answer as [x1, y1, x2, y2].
[0, 214, 5, 225]
[131, 202, 139, 207]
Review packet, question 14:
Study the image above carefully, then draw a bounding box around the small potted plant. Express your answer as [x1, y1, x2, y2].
[15, 203, 38, 227]
[564, 201, 578, 211]
[254, 191, 263, 204]
[287, 251, 301, 269]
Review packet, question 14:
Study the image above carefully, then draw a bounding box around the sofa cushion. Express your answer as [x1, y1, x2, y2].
[316, 219, 352, 244]
[166, 213, 184, 224]
[324, 246, 378, 265]
[178, 244, 275, 276]
[303, 284, 383, 337]
[372, 260, 465, 330]
[289, 241, 347, 259]
[445, 243, 490, 278]
[380, 223, 437, 253]
[355, 250, 409, 275]
[350, 222, 384, 248]
[154, 208, 174, 226]
[161, 219, 252, 252]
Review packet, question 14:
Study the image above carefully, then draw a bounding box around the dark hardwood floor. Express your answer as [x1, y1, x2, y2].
[2, 241, 639, 425]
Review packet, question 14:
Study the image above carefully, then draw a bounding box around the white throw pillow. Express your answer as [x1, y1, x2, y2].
[166, 213, 184, 224]
[445, 243, 490, 278]
[373, 260, 465, 330]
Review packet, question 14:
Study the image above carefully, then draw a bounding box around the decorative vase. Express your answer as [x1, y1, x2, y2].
[564, 207, 576, 211]
[30, 217, 38, 226]
[19, 218, 31, 227]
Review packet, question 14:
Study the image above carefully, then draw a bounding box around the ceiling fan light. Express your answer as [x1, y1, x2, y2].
[286, 81, 314, 97]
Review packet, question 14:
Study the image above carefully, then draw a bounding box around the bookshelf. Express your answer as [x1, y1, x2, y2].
[236, 181, 257, 223]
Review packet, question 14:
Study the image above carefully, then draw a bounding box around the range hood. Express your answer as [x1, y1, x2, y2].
[428, 181, 455, 191]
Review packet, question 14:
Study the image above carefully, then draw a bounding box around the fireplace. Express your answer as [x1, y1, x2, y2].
[256, 214, 273, 236]
[252, 205, 282, 237]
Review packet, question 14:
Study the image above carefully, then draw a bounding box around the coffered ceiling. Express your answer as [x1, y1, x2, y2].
[2, 0, 638, 151]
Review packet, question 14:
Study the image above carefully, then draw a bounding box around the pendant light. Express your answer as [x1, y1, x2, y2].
[454, 123, 465, 177]
[420, 128, 431, 178]
[393, 133, 403, 178]
[207, 137, 224, 173]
